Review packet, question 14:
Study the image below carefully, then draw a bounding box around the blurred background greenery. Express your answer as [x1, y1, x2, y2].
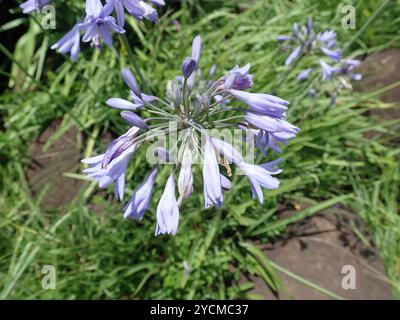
[0, 0, 399, 299]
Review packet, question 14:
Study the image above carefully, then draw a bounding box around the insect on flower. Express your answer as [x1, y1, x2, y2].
[82, 35, 299, 235]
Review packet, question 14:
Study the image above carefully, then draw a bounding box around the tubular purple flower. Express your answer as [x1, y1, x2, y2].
[277, 35, 291, 42]
[293, 22, 299, 37]
[228, 89, 288, 117]
[339, 59, 362, 81]
[220, 174, 231, 190]
[106, 98, 142, 110]
[120, 111, 149, 129]
[20, 0, 50, 14]
[82, 126, 140, 200]
[245, 111, 300, 138]
[51, 25, 81, 62]
[259, 158, 284, 174]
[307, 18, 313, 32]
[123, 168, 158, 220]
[82, 148, 131, 199]
[254, 129, 269, 155]
[109, 0, 165, 26]
[285, 45, 302, 66]
[343, 59, 361, 69]
[112, 0, 126, 27]
[80, 0, 125, 48]
[238, 162, 280, 203]
[350, 73, 362, 81]
[297, 68, 313, 81]
[155, 173, 180, 235]
[224, 64, 253, 90]
[178, 148, 193, 202]
[139, 1, 159, 22]
[131, 91, 157, 107]
[203, 137, 223, 208]
[181, 58, 197, 79]
[317, 30, 337, 44]
[192, 35, 202, 64]
[149, 0, 165, 6]
[320, 59, 338, 81]
[320, 47, 341, 62]
[121, 68, 141, 97]
[241, 126, 287, 155]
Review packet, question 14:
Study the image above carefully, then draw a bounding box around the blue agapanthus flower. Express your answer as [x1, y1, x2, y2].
[279, 19, 362, 105]
[51, 25, 81, 62]
[110, 0, 166, 27]
[278, 18, 342, 66]
[51, 0, 164, 61]
[82, 35, 299, 235]
[20, 0, 51, 14]
[79, 0, 125, 48]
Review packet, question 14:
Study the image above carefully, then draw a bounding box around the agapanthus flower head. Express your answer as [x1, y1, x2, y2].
[82, 35, 299, 235]
[278, 18, 362, 105]
[279, 18, 342, 66]
[20, 0, 50, 14]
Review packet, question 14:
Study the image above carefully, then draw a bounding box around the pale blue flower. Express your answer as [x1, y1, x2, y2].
[320, 59, 338, 81]
[203, 137, 223, 209]
[228, 89, 288, 117]
[110, 0, 164, 26]
[80, 0, 125, 48]
[155, 173, 179, 235]
[124, 168, 158, 220]
[238, 161, 280, 204]
[297, 68, 313, 81]
[20, 0, 50, 14]
[224, 64, 253, 90]
[285, 45, 302, 66]
[82, 126, 140, 200]
[51, 25, 81, 62]
[320, 47, 342, 62]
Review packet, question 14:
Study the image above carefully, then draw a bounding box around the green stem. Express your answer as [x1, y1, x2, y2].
[272, 52, 304, 94]
[120, 33, 150, 93]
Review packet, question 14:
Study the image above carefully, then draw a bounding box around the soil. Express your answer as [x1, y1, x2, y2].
[242, 211, 392, 300]
[354, 49, 400, 118]
[26, 120, 83, 210]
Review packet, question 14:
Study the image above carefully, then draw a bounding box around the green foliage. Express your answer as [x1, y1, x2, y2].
[0, 0, 399, 299]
